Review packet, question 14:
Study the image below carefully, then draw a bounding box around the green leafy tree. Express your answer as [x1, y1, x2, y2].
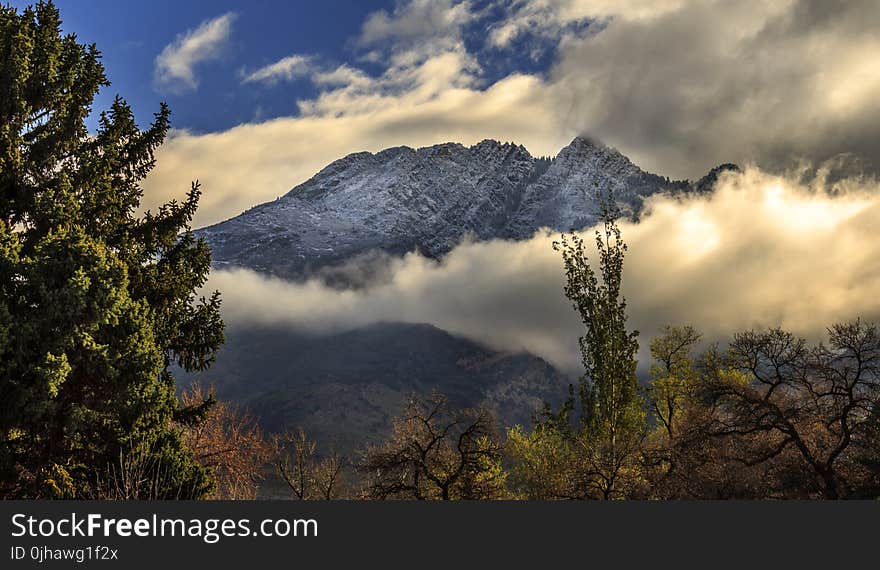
[647, 325, 702, 438]
[642, 326, 735, 497]
[506, 423, 576, 499]
[544, 199, 646, 499]
[0, 2, 223, 498]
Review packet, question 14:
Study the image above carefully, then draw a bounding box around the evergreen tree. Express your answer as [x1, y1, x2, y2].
[0, 1, 223, 498]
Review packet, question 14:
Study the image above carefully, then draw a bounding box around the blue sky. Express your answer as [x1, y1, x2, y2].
[8, 1, 876, 227]
[14, 0, 567, 135]
[13, 1, 399, 132]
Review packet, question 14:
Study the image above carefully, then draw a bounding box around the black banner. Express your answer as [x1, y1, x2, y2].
[1, 501, 875, 568]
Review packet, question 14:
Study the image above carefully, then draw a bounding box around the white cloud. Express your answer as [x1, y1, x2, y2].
[154, 12, 236, 92]
[297, 50, 481, 116]
[206, 167, 880, 374]
[241, 54, 313, 85]
[144, 55, 568, 227]
[358, 0, 474, 46]
[311, 64, 372, 88]
[141, 0, 880, 228]
[487, 0, 686, 48]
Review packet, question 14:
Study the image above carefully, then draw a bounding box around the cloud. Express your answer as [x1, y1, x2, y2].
[154, 12, 236, 92]
[141, 0, 880, 227]
[549, 0, 880, 178]
[144, 61, 568, 227]
[205, 167, 880, 374]
[487, 0, 686, 48]
[311, 64, 372, 88]
[241, 55, 313, 86]
[297, 50, 482, 115]
[358, 0, 474, 47]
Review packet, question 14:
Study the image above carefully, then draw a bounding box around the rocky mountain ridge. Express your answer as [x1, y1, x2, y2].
[197, 136, 723, 280]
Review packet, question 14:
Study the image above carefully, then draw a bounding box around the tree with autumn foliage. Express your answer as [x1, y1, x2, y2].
[360, 392, 506, 500]
[180, 384, 270, 499]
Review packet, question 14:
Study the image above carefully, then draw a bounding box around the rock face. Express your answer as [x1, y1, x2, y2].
[197, 137, 688, 280]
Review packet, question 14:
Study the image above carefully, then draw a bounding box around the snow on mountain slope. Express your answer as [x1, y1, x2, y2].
[196, 136, 702, 279]
[502, 136, 675, 237]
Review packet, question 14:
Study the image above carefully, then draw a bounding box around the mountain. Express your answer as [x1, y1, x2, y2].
[190, 137, 731, 452]
[182, 323, 570, 455]
[197, 136, 694, 280]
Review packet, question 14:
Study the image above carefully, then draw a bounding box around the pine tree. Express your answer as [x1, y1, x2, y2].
[0, 1, 223, 498]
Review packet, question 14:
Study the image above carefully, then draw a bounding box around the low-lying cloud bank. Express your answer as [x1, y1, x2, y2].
[207, 167, 880, 373]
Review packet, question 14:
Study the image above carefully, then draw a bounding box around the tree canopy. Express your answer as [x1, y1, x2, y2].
[0, 1, 223, 499]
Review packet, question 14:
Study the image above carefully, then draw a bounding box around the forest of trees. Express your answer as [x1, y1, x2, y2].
[0, 2, 878, 500]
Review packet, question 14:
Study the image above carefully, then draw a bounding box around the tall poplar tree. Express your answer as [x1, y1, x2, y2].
[0, 1, 223, 498]
[549, 197, 646, 498]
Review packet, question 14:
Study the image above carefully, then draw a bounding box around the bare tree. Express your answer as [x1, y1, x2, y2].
[274, 428, 317, 500]
[710, 321, 880, 499]
[273, 428, 350, 500]
[360, 392, 506, 500]
[313, 449, 348, 500]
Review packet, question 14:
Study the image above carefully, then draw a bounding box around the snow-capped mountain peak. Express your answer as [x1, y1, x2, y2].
[197, 137, 709, 279]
